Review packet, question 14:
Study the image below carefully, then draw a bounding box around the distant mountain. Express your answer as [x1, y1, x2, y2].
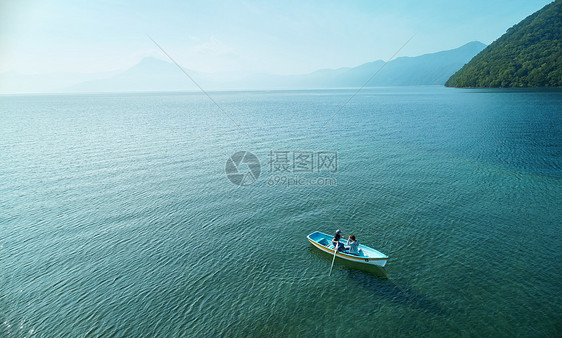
[0, 42, 486, 94]
[235, 41, 486, 89]
[63, 42, 484, 93]
[446, 0, 562, 88]
[328, 41, 487, 87]
[67, 57, 203, 92]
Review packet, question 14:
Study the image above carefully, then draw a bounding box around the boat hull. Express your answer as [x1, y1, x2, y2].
[307, 232, 388, 267]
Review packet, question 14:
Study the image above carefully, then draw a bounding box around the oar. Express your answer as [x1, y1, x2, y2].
[324, 213, 340, 277]
[329, 242, 338, 277]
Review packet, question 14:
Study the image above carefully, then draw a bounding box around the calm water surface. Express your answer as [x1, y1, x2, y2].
[1, 87, 561, 336]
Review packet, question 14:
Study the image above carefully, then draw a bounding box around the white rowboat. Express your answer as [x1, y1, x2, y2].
[307, 231, 389, 267]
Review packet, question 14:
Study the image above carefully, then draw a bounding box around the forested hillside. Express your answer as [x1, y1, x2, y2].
[446, 0, 562, 88]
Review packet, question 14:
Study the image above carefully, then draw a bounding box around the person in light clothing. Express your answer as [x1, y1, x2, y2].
[346, 234, 359, 254]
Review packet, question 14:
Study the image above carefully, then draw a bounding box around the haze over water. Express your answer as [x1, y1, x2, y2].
[1, 87, 561, 336]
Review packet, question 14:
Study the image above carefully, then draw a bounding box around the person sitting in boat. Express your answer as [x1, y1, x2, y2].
[346, 235, 359, 255]
[332, 230, 345, 252]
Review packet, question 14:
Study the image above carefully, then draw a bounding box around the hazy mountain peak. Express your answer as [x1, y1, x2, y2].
[123, 57, 179, 74]
[463, 41, 487, 48]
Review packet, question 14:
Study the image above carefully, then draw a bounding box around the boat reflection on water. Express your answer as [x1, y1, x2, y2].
[307, 245, 444, 314]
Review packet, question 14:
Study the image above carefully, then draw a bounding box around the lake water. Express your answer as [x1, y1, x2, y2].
[1, 87, 561, 336]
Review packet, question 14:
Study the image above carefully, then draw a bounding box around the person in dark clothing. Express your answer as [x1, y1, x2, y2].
[332, 229, 345, 252]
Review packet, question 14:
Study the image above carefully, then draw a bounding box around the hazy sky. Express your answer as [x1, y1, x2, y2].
[0, 0, 553, 75]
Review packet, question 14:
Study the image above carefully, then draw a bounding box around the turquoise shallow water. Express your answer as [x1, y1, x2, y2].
[1, 87, 561, 336]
